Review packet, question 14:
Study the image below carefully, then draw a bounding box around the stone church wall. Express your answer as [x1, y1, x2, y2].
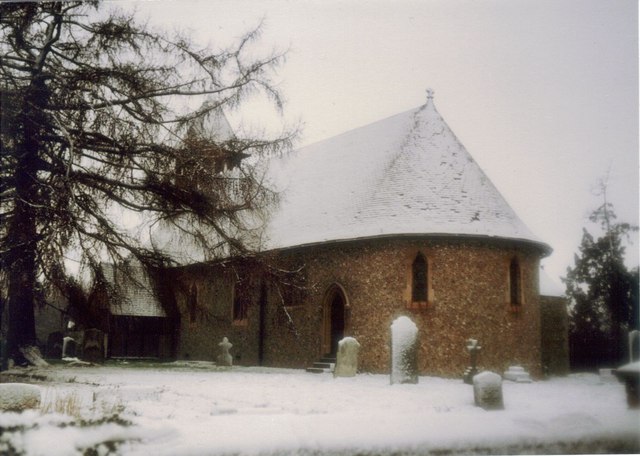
[277, 238, 543, 377]
[168, 237, 545, 377]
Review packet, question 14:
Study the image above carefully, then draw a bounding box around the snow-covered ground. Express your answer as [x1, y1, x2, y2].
[1, 363, 638, 455]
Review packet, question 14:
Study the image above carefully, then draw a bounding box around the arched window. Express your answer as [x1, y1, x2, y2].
[509, 258, 521, 306]
[233, 280, 248, 323]
[189, 283, 198, 323]
[412, 253, 428, 302]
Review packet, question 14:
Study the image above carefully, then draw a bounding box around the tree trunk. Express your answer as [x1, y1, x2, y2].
[6, 84, 44, 365]
[6, 181, 39, 365]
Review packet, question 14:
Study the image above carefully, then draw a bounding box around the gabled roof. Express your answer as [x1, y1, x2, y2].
[263, 93, 550, 253]
[103, 263, 166, 318]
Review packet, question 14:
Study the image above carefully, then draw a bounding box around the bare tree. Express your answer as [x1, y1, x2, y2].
[0, 1, 294, 364]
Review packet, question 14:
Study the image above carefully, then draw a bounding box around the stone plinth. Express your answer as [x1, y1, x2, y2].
[503, 365, 531, 383]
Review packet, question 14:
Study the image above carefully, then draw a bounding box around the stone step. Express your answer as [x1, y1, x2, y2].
[306, 367, 328, 374]
[306, 357, 336, 374]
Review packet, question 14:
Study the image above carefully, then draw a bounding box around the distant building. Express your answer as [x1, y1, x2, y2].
[151, 91, 569, 377]
[91, 262, 174, 359]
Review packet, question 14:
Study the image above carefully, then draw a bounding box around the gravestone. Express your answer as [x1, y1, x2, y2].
[334, 337, 360, 378]
[0, 383, 41, 412]
[463, 339, 482, 384]
[503, 365, 532, 383]
[629, 330, 639, 363]
[217, 337, 233, 367]
[62, 336, 77, 358]
[473, 371, 504, 410]
[614, 361, 640, 409]
[82, 328, 105, 363]
[390, 316, 419, 385]
[599, 368, 616, 383]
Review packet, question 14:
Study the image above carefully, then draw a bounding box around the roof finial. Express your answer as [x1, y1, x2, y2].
[426, 88, 434, 101]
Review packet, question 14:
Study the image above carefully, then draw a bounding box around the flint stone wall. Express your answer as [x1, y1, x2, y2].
[168, 237, 544, 377]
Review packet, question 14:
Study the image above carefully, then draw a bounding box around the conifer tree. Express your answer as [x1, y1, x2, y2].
[564, 187, 639, 370]
[0, 1, 293, 364]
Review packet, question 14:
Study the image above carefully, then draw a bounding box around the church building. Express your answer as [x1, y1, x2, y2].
[157, 90, 567, 378]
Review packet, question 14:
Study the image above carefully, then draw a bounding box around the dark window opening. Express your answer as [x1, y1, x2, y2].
[189, 283, 198, 323]
[510, 258, 521, 306]
[233, 281, 249, 322]
[412, 253, 428, 302]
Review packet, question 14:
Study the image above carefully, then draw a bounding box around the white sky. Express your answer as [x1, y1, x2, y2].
[110, 0, 639, 284]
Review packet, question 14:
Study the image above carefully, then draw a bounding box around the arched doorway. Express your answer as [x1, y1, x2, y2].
[322, 285, 347, 356]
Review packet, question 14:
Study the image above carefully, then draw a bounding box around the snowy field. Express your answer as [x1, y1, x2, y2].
[1, 363, 639, 455]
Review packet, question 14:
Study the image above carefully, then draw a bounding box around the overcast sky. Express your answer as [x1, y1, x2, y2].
[113, 0, 639, 285]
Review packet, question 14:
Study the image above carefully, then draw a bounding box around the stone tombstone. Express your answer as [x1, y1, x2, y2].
[473, 371, 504, 410]
[217, 337, 233, 367]
[82, 328, 105, 363]
[390, 316, 419, 385]
[62, 336, 77, 359]
[0, 383, 41, 412]
[629, 330, 640, 362]
[334, 337, 360, 378]
[614, 361, 640, 409]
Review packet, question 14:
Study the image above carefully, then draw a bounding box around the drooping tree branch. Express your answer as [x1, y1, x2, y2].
[0, 1, 297, 364]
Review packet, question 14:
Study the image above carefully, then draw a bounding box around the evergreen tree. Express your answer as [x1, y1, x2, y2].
[0, 2, 293, 365]
[564, 192, 639, 370]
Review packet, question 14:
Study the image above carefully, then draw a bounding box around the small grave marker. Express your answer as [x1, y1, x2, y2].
[473, 371, 504, 410]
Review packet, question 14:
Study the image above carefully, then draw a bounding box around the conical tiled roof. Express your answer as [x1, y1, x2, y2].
[264, 93, 550, 253]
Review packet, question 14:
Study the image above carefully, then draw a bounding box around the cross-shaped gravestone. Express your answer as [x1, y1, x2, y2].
[217, 337, 233, 367]
[463, 338, 482, 384]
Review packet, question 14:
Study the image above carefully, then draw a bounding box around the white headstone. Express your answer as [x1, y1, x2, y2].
[629, 330, 639, 362]
[334, 337, 360, 378]
[390, 316, 419, 384]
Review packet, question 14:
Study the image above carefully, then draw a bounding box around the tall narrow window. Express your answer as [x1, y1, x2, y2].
[189, 283, 198, 323]
[233, 281, 248, 323]
[509, 258, 521, 306]
[412, 253, 428, 302]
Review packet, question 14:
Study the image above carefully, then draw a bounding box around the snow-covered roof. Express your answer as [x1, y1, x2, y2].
[151, 92, 550, 264]
[103, 263, 166, 318]
[263, 93, 550, 253]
